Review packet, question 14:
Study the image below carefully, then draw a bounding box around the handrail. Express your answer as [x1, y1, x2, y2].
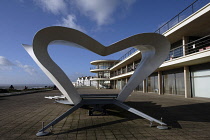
[113, 48, 138, 66]
[155, 0, 210, 34]
[165, 34, 210, 61]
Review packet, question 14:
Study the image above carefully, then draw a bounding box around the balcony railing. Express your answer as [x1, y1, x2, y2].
[90, 66, 111, 70]
[166, 34, 210, 61]
[165, 47, 183, 61]
[185, 35, 210, 55]
[110, 34, 210, 78]
[110, 62, 140, 78]
[93, 76, 110, 79]
[155, 0, 210, 34]
[113, 48, 138, 65]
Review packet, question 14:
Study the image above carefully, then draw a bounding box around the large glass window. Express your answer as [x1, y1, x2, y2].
[121, 78, 127, 89]
[191, 63, 210, 98]
[122, 66, 126, 74]
[147, 73, 158, 93]
[175, 72, 185, 95]
[97, 62, 113, 69]
[116, 79, 127, 90]
[116, 80, 121, 90]
[127, 63, 133, 72]
[104, 71, 110, 78]
[163, 68, 184, 95]
[98, 71, 104, 78]
[135, 82, 143, 91]
[163, 73, 176, 94]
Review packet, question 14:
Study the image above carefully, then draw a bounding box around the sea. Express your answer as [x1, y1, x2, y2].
[0, 84, 54, 90]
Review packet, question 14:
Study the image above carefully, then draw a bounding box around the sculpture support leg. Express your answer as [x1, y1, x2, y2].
[114, 100, 167, 126]
[36, 99, 168, 136]
[36, 102, 83, 136]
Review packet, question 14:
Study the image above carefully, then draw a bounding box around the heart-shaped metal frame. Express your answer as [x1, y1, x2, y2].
[23, 26, 170, 104]
[22, 26, 170, 136]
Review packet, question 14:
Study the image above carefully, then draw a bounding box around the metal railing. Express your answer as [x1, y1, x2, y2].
[90, 66, 111, 70]
[113, 48, 138, 66]
[185, 34, 210, 55]
[155, 0, 210, 34]
[165, 47, 183, 61]
[94, 75, 110, 78]
[166, 34, 210, 60]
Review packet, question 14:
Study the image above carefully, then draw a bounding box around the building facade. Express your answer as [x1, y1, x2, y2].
[90, 0, 210, 98]
[90, 60, 120, 89]
[76, 76, 97, 87]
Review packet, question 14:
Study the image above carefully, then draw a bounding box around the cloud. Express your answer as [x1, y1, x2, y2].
[33, 0, 67, 15]
[16, 61, 37, 75]
[31, 0, 136, 31]
[56, 14, 86, 32]
[0, 56, 37, 75]
[0, 56, 15, 70]
[73, 0, 136, 26]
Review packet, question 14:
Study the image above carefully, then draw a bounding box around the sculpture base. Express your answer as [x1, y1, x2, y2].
[157, 125, 168, 130]
[36, 131, 50, 136]
[36, 99, 168, 136]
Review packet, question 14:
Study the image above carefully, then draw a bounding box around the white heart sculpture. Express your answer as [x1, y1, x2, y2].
[22, 26, 170, 105]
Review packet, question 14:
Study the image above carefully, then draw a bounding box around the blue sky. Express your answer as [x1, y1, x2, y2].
[0, 0, 195, 85]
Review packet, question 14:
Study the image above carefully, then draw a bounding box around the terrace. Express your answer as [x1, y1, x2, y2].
[1, 89, 210, 139]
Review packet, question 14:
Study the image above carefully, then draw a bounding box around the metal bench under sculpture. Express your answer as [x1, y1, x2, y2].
[22, 26, 170, 136]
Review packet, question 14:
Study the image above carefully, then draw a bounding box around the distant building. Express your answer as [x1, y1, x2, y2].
[90, 60, 120, 89]
[90, 1, 210, 98]
[76, 76, 97, 87]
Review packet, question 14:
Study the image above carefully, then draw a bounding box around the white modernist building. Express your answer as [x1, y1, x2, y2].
[90, 60, 120, 89]
[76, 76, 97, 87]
[90, 0, 210, 99]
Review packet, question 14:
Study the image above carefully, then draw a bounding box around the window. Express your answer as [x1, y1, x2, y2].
[163, 68, 185, 95]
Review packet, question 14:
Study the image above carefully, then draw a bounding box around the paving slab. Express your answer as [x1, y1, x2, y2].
[0, 88, 210, 140]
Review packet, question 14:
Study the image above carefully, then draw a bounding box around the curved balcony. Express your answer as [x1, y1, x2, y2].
[90, 60, 119, 65]
[90, 76, 110, 81]
[90, 67, 111, 73]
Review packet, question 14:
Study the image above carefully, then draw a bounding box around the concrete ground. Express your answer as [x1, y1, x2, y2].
[0, 88, 210, 140]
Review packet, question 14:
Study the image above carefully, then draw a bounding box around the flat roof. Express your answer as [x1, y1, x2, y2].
[90, 60, 120, 65]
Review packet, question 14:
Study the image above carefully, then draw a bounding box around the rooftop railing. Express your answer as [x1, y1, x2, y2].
[155, 0, 210, 34]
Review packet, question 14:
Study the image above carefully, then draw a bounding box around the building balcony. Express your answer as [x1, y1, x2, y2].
[110, 47, 210, 80]
[90, 60, 119, 65]
[90, 77, 110, 81]
[110, 71, 134, 80]
[90, 68, 110, 73]
[159, 45, 210, 71]
[110, 34, 210, 79]
[163, 2, 210, 44]
[110, 50, 141, 71]
[90, 60, 120, 73]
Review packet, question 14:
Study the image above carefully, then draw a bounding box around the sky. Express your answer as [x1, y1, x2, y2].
[0, 0, 196, 85]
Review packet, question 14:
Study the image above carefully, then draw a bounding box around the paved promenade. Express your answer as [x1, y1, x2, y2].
[0, 88, 210, 140]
